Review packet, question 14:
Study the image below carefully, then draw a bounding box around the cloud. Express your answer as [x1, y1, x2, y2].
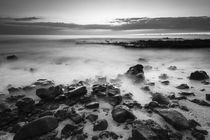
[0, 16, 210, 34]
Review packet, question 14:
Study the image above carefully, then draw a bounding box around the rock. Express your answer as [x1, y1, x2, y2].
[16, 97, 35, 113]
[99, 131, 119, 139]
[0, 110, 18, 128]
[161, 81, 170, 85]
[144, 101, 160, 109]
[168, 66, 177, 70]
[69, 111, 83, 124]
[66, 86, 87, 99]
[206, 94, 210, 101]
[179, 92, 195, 96]
[93, 119, 108, 131]
[201, 80, 210, 85]
[191, 99, 210, 106]
[176, 84, 189, 89]
[33, 79, 54, 86]
[111, 105, 136, 123]
[109, 94, 122, 106]
[54, 109, 68, 121]
[61, 124, 78, 138]
[188, 119, 201, 128]
[85, 102, 99, 109]
[36, 86, 63, 101]
[13, 116, 58, 140]
[107, 85, 120, 96]
[152, 93, 170, 105]
[141, 86, 150, 91]
[157, 109, 189, 130]
[92, 84, 107, 97]
[92, 135, 99, 140]
[191, 130, 205, 140]
[159, 74, 168, 80]
[125, 64, 144, 82]
[86, 114, 98, 122]
[179, 105, 189, 111]
[138, 58, 147, 62]
[190, 71, 209, 80]
[6, 55, 18, 60]
[0, 103, 11, 113]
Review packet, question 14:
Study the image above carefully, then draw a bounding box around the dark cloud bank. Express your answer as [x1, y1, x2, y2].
[0, 16, 210, 35]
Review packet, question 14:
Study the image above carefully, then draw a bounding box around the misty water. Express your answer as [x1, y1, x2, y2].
[1, 35, 210, 104]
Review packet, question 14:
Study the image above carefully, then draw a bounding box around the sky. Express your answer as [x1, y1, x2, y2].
[0, 0, 210, 24]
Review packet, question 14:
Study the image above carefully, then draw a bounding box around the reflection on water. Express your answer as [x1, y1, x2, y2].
[0, 36, 210, 103]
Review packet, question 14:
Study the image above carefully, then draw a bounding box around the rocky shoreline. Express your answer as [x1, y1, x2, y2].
[0, 64, 210, 140]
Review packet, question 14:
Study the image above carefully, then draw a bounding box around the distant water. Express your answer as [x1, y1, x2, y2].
[0, 35, 210, 104]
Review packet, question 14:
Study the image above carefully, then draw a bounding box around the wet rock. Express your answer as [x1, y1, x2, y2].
[144, 101, 160, 109]
[152, 93, 170, 105]
[85, 102, 99, 109]
[0, 110, 18, 128]
[54, 109, 68, 121]
[191, 99, 210, 106]
[157, 109, 189, 130]
[201, 80, 210, 85]
[176, 84, 189, 89]
[141, 86, 150, 91]
[86, 114, 98, 122]
[109, 94, 122, 106]
[0, 102, 11, 113]
[99, 131, 119, 139]
[159, 74, 168, 80]
[6, 95, 25, 103]
[112, 105, 136, 123]
[122, 93, 133, 100]
[161, 80, 170, 85]
[93, 119, 108, 131]
[61, 124, 78, 138]
[206, 94, 210, 101]
[179, 92, 195, 96]
[191, 130, 205, 140]
[8, 87, 21, 93]
[69, 110, 83, 124]
[6, 55, 18, 60]
[13, 116, 58, 140]
[179, 105, 189, 111]
[33, 79, 54, 86]
[16, 97, 35, 113]
[168, 66, 177, 70]
[125, 64, 144, 82]
[107, 85, 120, 96]
[36, 86, 63, 101]
[188, 119, 201, 128]
[190, 71, 209, 80]
[72, 134, 85, 140]
[92, 135, 99, 140]
[92, 84, 107, 97]
[66, 86, 87, 99]
[138, 58, 147, 62]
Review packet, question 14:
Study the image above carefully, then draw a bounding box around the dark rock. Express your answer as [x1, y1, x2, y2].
[159, 74, 168, 80]
[66, 86, 87, 99]
[152, 93, 170, 105]
[176, 84, 189, 89]
[6, 55, 18, 60]
[92, 135, 99, 140]
[157, 109, 189, 130]
[69, 110, 83, 124]
[111, 105, 136, 123]
[141, 86, 150, 91]
[144, 101, 160, 109]
[161, 81, 170, 85]
[33, 79, 54, 86]
[195, 128, 208, 135]
[99, 131, 119, 139]
[61, 124, 78, 138]
[206, 94, 210, 101]
[122, 93, 133, 99]
[93, 119, 108, 131]
[86, 114, 98, 122]
[109, 94, 122, 106]
[125, 64, 144, 82]
[14, 116, 58, 140]
[201, 80, 210, 85]
[36, 86, 63, 101]
[179, 105, 189, 111]
[92, 84, 107, 97]
[16, 97, 35, 113]
[72, 134, 85, 140]
[168, 66, 177, 70]
[179, 92, 195, 96]
[138, 58, 147, 62]
[107, 85, 120, 96]
[188, 119, 201, 128]
[191, 99, 210, 106]
[85, 102, 99, 109]
[8, 87, 21, 93]
[0, 102, 11, 113]
[191, 130, 205, 140]
[190, 71, 209, 80]
[54, 109, 68, 121]
[0, 110, 18, 128]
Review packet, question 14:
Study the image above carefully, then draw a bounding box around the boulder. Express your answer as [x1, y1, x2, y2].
[190, 71, 209, 80]
[69, 111, 83, 124]
[206, 94, 210, 101]
[99, 131, 119, 139]
[109, 94, 122, 106]
[157, 109, 189, 130]
[16, 97, 35, 113]
[85, 102, 99, 109]
[93, 119, 108, 131]
[111, 105, 136, 123]
[152, 93, 170, 105]
[36, 86, 63, 101]
[61, 124, 78, 138]
[13, 116, 58, 140]
[86, 114, 98, 122]
[125, 64, 144, 81]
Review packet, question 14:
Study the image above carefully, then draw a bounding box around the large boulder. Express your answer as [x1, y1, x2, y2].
[157, 109, 189, 130]
[125, 64, 144, 82]
[111, 105, 136, 123]
[36, 86, 63, 101]
[13, 116, 58, 140]
[190, 71, 209, 80]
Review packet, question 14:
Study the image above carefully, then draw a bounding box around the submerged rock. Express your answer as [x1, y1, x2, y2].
[125, 64, 144, 82]
[190, 71, 209, 80]
[13, 116, 58, 140]
[159, 74, 168, 80]
[168, 66, 177, 70]
[157, 109, 189, 130]
[111, 105, 136, 123]
[6, 55, 18, 60]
